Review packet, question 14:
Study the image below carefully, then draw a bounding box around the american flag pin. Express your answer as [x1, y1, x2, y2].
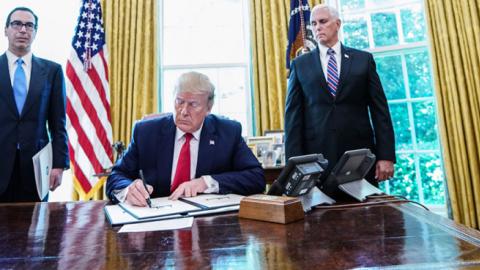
[344, 54, 349, 59]
[209, 140, 215, 145]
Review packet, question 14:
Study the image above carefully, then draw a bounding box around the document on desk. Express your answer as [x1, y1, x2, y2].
[105, 204, 240, 226]
[120, 197, 200, 219]
[32, 142, 52, 201]
[118, 217, 194, 233]
[180, 194, 244, 209]
[105, 204, 182, 225]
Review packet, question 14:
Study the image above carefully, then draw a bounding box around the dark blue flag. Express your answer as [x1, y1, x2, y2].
[286, 0, 316, 70]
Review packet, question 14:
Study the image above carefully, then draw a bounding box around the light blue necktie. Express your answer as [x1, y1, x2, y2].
[13, 58, 27, 114]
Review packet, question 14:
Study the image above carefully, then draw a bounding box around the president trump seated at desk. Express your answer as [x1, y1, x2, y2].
[106, 71, 265, 206]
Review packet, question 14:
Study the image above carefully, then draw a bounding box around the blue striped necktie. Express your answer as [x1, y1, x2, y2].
[13, 58, 27, 114]
[326, 48, 338, 97]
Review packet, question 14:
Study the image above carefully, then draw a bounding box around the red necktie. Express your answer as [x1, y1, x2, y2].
[171, 133, 193, 192]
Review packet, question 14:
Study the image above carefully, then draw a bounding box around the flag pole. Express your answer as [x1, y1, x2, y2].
[298, 0, 307, 52]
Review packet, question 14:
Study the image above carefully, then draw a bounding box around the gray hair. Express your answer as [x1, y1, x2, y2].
[311, 4, 340, 21]
[174, 71, 215, 104]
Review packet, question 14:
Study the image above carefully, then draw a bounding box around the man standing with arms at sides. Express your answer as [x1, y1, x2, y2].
[107, 71, 265, 206]
[285, 4, 395, 193]
[0, 7, 69, 202]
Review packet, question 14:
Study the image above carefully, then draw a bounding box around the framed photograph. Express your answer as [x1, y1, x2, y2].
[271, 143, 285, 165]
[263, 130, 284, 144]
[247, 136, 274, 158]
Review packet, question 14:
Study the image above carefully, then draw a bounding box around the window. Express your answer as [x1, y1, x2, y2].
[159, 0, 253, 136]
[332, 0, 446, 208]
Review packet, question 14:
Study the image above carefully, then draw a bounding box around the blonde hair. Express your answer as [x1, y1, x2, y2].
[174, 71, 215, 105]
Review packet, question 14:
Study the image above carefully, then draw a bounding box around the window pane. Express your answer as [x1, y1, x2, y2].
[420, 153, 445, 205]
[401, 5, 426, 43]
[388, 153, 418, 200]
[375, 55, 405, 99]
[406, 50, 433, 98]
[389, 103, 412, 150]
[162, 67, 249, 135]
[413, 101, 439, 150]
[163, 0, 246, 65]
[340, 0, 365, 12]
[342, 17, 369, 49]
[371, 12, 399, 47]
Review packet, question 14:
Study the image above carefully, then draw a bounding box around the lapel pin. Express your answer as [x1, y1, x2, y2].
[209, 140, 215, 145]
[344, 54, 349, 59]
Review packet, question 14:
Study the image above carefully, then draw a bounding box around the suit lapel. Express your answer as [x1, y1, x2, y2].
[196, 116, 216, 178]
[0, 54, 19, 117]
[21, 55, 46, 117]
[336, 45, 352, 97]
[310, 47, 334, 101]
[156, 116, 176, 193]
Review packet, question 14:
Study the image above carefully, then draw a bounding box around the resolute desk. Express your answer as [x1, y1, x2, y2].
[1, 200, 480, 269]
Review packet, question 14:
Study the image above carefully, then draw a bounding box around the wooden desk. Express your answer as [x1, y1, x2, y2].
[1, 200, 480, 269]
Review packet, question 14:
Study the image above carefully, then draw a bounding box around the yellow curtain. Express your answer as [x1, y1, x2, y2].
[73, 0, 158, 200]
[426, 0, 480, 228]
[249, 0, 322, 135]
[102, 0, 158, 146]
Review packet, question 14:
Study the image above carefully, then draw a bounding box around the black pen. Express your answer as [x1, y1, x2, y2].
[139, 169, 152, 208]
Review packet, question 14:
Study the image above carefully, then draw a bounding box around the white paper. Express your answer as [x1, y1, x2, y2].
[118, 217, 194, 233]
[105, 204, 239, 226]
[180, 194, 244, 208]
[104, 205, 183, 225]
[119, 197, 201, 219]
[32, 142, 52, 200]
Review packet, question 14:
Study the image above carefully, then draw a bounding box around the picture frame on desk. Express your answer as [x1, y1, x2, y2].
[247, 136, 274, 159]
[263, 130, 284, 144]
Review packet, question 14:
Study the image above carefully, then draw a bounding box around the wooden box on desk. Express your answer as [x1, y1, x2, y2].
[238, 194, 304, 224]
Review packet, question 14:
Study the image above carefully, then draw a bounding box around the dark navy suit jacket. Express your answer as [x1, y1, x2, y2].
[0, 53, 69, 198]
[285, 45, 395, 182]
[106, 114, 265, 202]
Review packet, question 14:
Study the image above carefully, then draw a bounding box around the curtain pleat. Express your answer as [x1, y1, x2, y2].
[426, 0, 480, 228]
[249, 0, 322, 135]
[102, 0, 158, 146]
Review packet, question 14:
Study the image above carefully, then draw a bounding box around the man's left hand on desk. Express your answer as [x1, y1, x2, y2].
[169, 177, 208, 200]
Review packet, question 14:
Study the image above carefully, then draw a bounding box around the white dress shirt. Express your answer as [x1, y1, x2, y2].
[170, 126, 218, 192]
[6, 50, 32, 91]
[114, 123, 219, 202]
[317, 41, 342, 82]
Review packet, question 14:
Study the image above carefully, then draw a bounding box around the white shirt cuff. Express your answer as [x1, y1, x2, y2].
[202, 175, 219, 193]
[113, 186, 129, 203]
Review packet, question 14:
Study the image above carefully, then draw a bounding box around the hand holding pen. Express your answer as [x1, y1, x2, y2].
[139, 169, 152, 208]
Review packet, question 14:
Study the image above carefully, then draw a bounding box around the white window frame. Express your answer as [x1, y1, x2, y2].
[329, 0, 447, 212]
[158, 0, 254, 136]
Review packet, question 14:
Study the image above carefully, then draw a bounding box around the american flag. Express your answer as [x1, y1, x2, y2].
[66, 0, 113, 200]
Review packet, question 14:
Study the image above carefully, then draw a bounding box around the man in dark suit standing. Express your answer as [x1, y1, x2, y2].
[285, 4, 395, 186]
[0, 7, 69, 202]
[107, 71, 265, 206]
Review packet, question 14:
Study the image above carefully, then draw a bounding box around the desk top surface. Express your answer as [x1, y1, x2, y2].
[1, 200, 480, 269]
